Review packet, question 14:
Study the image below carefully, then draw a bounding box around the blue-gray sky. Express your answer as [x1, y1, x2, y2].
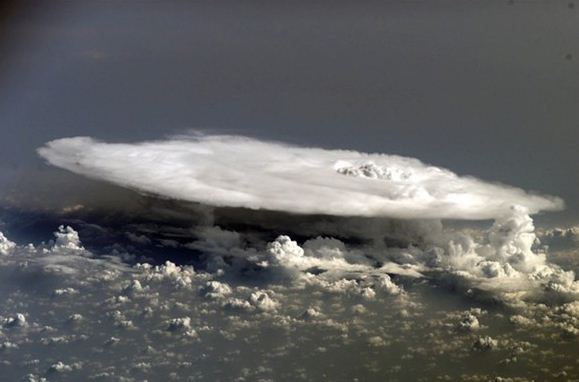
[1, 1, 577, 224]
[1, 5, 579, 380]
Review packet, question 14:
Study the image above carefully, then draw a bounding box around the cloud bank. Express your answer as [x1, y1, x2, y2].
[34, 134, 578, 303]
[37, 135, 562, 220]
[1, 225, 579, 381]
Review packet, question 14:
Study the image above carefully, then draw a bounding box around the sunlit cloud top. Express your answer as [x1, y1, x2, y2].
[37, 134, 563, 220]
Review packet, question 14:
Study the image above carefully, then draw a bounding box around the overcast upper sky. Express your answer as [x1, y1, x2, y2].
[1, 1, 577, 225]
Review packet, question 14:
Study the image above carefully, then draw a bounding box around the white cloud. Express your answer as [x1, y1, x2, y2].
[52, 225, 84, 251]
[37, 134, 562, 220]
[538, 226, 579, 252]
[200, 281, 232, 299]
[35, 134, 578, 303]
[457, 312, 480, 331]
[3, 313, 27, 329]
[0, 224, 577, 380]
[248, 290, 278, 312]
[367, 335, 387, 347]
[0, 232, 16, 255]
[166, 317, 192, 332]
[48, 361, 82, 373]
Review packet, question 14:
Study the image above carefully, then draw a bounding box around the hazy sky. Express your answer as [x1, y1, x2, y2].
[1, 1, 577, 224]
[2, 4, 579, 381]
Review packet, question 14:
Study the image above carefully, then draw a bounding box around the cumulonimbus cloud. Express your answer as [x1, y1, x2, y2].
[37, 134, 563, 220]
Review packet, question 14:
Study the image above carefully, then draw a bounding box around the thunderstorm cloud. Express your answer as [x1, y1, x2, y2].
[37, 134, 563, 220]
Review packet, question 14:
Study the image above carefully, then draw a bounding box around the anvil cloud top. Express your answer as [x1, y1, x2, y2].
[38, 134, 562, 220]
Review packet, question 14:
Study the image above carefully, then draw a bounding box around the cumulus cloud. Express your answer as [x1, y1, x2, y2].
[52, 225, 84, 251]
[181, 213, 577, 304]
[538, 225, 579, 252]
[0, 225, 578, 381]
[37, 134, 562, 220]
[3, 313, 27, 329]
[200, 280, 232, 299]
[0, 232, 16, 255]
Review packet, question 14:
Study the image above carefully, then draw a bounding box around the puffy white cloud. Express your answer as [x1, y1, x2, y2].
[222, 297, 254, 312]
[265, 235, 374, 276]
[266, 235, 305, 269]
[138, 261, 196, 288]
[199, 208, 575, 304]
[0, 341, 19, 351]
[509, 314, 536, 328]
[52, 225, 84, 251]
[248, 291, 278, 312]
[37, 134, 562, 220]
[67, 313, 83, 323]
[122, 279, 144, 296]
[301, 307, 323, 321]
[374, 274, 402, 295]
[48, 361, 82, 373]
[539, 226, 579, 250]
[3, 313, 27, 329]
[560, 301, 579, 317]
[53, 287, 78, 297]
[200, 281, 232, 299]
[166, 317, 192, 331]
[457, 312, 480, 332]
[0, 232, 16, 255]
[367, 335, 387, 347]
[0, 223, 578, 381]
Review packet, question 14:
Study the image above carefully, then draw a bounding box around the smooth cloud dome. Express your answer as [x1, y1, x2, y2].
[37, 135, 563, 220]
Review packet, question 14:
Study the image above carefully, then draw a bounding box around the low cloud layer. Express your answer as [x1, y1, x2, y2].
[1, 225, 579, 381]
[37, 134, 563, 220]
